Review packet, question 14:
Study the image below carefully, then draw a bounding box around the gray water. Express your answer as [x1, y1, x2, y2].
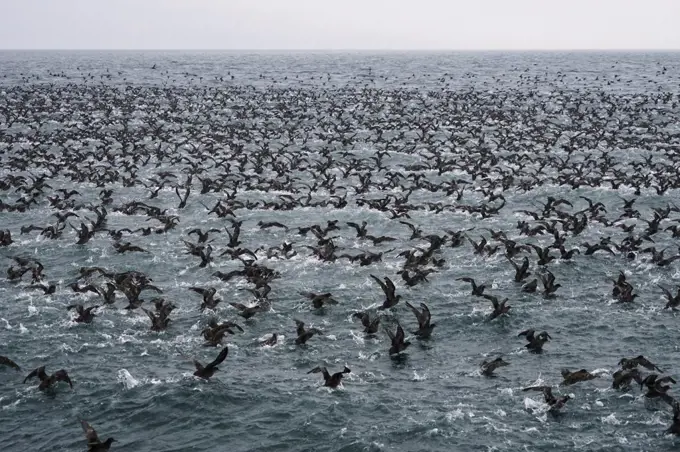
[1, 51, 680, 452]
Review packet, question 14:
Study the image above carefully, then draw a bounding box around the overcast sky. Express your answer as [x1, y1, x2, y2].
[1, 0, 679, 50]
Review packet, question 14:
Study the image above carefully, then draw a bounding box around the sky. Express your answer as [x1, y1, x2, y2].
[1, 0, 679, 50]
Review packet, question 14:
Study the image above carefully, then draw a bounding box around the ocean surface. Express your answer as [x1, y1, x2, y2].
[1, 51, 680, 451]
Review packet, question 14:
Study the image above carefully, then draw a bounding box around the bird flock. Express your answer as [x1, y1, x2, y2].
[2, 55, 680, 450]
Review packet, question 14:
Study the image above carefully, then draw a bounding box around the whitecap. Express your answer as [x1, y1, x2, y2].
[445, 409, 465, 423]
[412, 370, 427, 381]
[117, 369, 140, 389]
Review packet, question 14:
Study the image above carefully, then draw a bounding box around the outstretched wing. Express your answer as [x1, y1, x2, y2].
[24, 366, 45, 383]
[81, 420, 101, 445]
[370, 274, 388, 295]
[205, 346, 229, 371]
[0, 356, 20, 370]
[54, 369, 73, 388]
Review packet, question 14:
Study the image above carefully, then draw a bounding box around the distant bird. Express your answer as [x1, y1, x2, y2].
[561, 368, 598, 385]
[518, 329, 551, 352]
[191, 346, 229, 380]
[67, 304, 100, 323]
[404, 302, 436, 338]
[506, 255, 531, 282]
[370, 274, 401, 309]
[665, 399, 680, 435]
[141, 307, 171, 332]
[522, 386, 571, 412]
[612, 368, 642, 390]
[480, 357, 509, 376]
[81, 420, 116, 451]
[258, 333, 278, 347]
[24, 366, 73, 390]
[307, 365, 351, 388]
[482, 293, 511, 320]
[0, 355, 20, 370]
[352, 311, 380, 335]
[300, 291, 338, 309]
[619, 355, 662, 372]
[457, 277, 486, 296]
[385, 322, 410, 355]
[190, 286, 222, 311]
[294, 319, 323, 345]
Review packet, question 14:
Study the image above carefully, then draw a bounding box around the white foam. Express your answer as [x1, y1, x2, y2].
[601, 413, 624, 425]
[412, 370, 427, 381]
[445, 409, 465, 423]
[117, 369, 140, 389]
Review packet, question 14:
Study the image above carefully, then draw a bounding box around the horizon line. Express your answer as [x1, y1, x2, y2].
[1, 48, 680, 52]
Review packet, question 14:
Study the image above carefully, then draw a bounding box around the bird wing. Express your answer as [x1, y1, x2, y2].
[54, 369, 73, 388]
[404, 301, 423, 326]
[658, 285, 673, 301]
[353, 312, 369, 328]
[384, 277, 396, 295]
[369, 274, 388, 295]
[419, 303, 431, 326]
[205, 346, 229, 370]
[0, 356, 20, 370]
[24, 366, 45, 383]
[141, 307, 157, 322]
[229, 302, 248, 311]
[81, 420, 101, 445]
[395, 324, 406, 343]
[481, 294, 500, 309]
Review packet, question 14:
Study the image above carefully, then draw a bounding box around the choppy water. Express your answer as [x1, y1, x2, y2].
[1, 51, 680, 452]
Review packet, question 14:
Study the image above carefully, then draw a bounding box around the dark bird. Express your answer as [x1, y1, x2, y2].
[81, 420, 116, 452]
[201, 319, 243, 346]
[67, 304, 100, 323]
[640, 374, 676, 398]
[258, 221, 289, 231]
[522, 279, 538, 293]
[24, 366, 73, 390]
[188, 228, 221, 243]
[300, 291, 338, 309]
[294, 319, 323, 345]
[141, 307, 171, 332]
[457, 277, 486, 296]
[258, 333, 278, 347]
[370, 274, 401, 309]
[658, 284, 680, 310]
[191, 346, 229, 379]
[506, 255, 531, 282]
[518, 329, 551, 352]
[665, 399, 680, 435]
[352, 311, 380, 334]
[229, 301, 268, 319]
[346, 221, 368, 237]
[561, 368, 598, 385]
[385, 322, 411, 355]
[190, 286, 222, 311]
[619, 355, 663, 372]
[522, 386, 571, 412]
[29, 282, 56, 294]
[482, 293, 511, 320]
[307, 365, 351, 388]
[480, 357, 509, 376]
[612, 368, 643, 390]
[539, 270, 560, 297]
[0, 355, 20, 370]
[404, 302, 436, 338]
